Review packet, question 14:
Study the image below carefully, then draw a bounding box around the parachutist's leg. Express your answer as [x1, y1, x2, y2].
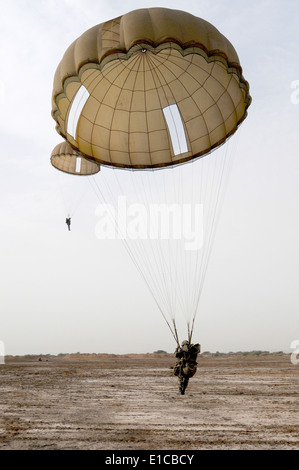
[178, 376, 184, 395]
[179, 376, 189, 395]
[182, 377, 189, 394]
[178, 372, 189, 395]
[178, 373, 189, 395]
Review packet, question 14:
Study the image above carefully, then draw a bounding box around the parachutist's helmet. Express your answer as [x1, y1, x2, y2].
[181, 340, 189, 346]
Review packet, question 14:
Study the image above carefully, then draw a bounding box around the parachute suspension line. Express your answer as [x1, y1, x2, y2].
[167, 52, 199, 328]
[70, 180, 92, 218]
[136, 169, 174, 315]
[184, 62, 215, 335]
[190, 145, 230, 339]
[172, 319, 180, 347]
[190, 63, 239, 336]
[146, 50, 191, 328]
[174, 159, 186, 317]
[55, 171, 70, 217]
[122, 54, 175, 324]
[189, 131, 241, 341]
[187, 151, 200, 331]
[168, 52, 209, 334]
[187, 322, 193, 344]
[169, 165, 187, 326]
[54, 170, 92, 219]
[189, 147, 218, 333]
[167, 167, 183, 324]
[88, 174, 179, 343]
[139, 52, 184, 326]
[90, 54, 177, 334]
[143, 166, 187, 325]
[113, 167, 179, 341]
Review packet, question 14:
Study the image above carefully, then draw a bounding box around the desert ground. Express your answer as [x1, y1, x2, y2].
[0, 353, 298, 450]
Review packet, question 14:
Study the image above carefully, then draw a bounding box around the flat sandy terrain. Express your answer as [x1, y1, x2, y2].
[0, 353, 298, 450]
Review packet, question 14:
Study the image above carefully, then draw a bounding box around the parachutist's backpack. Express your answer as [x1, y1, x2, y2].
[175, 343, 201, 378]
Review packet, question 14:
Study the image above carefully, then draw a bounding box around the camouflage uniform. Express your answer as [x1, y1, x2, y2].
[174, 341, 200, 394]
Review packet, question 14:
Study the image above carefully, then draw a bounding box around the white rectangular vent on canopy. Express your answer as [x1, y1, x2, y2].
[163, 104, 188, 156]
[67, 85, 90, 140]
[76, 157, 82, 174]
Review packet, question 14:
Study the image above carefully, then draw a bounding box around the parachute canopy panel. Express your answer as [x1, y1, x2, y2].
[52, 8, 251, 169]
[51, 142, 101, 175]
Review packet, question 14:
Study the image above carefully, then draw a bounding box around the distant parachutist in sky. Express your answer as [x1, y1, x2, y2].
[66, 217, 71, 231]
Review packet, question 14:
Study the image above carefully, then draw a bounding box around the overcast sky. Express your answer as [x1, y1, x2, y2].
[0, 0, 298, 355]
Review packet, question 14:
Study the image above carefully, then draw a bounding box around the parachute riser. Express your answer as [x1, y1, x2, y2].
[172, 320, 180, 347]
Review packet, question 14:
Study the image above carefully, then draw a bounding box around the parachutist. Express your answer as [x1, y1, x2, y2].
[174, 340, 200, 395]
[66, 217, 71, 231]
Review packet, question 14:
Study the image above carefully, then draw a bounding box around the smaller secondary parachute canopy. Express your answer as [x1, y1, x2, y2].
[51, 141, 101, 176]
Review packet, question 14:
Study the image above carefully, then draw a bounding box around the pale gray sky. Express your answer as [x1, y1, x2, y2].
[0, 0, 298, 355]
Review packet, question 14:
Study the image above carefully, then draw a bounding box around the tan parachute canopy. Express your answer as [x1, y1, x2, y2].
[51, 141, 101, 175]
[51, 8, 252, 344]
[52, 7, 251, 169]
